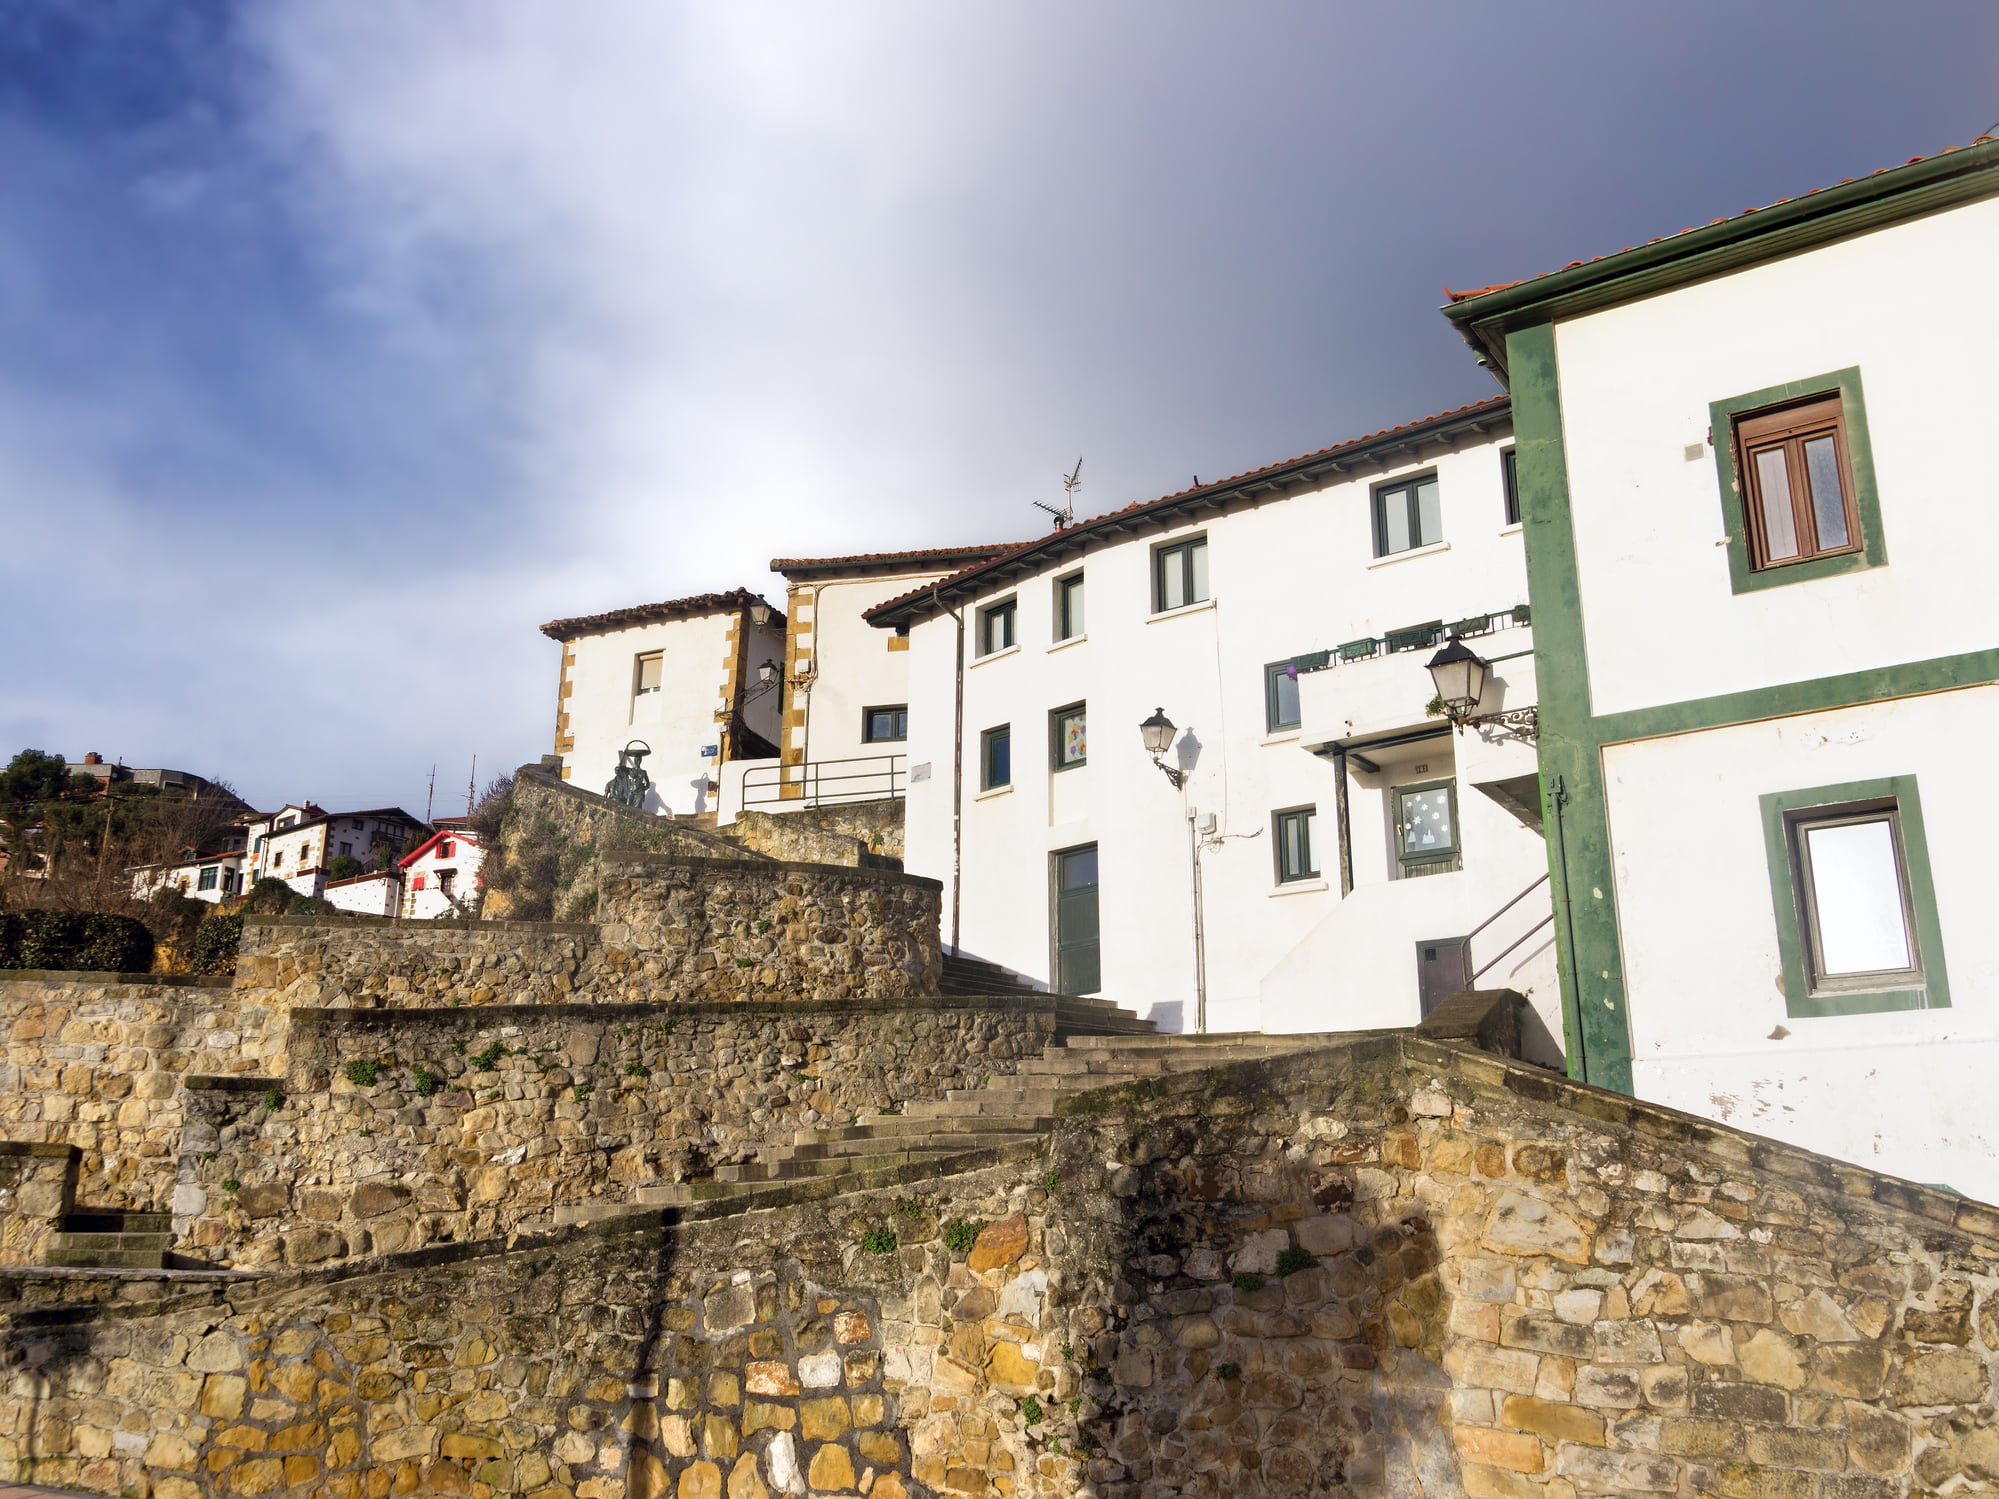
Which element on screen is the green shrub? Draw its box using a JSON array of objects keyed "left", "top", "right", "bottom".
[
  {"left": 892, "top": 1197, "right": 923, "bottom": 1219},
  {"left": 1275, "top": 1245, "right": 1317, "bottom": 1277},
  {"left": 344, "top": 1059, "right": 379, "bottom": 1088},
  {"left": 190, "top": 914, "right": 244, "bottom": 975},
  {"left": 0, "top": 911, "right": 154, "bottom": 973},
  {"left": 574, "top": 1083, "right": 592, "bottom": 1102},
  {"left": 412, "top": 1066, "right": 440, "bottom": 1097},
  {"left": 221, "top": 1178, "right": 241, "bottom": 1195},
  {"left": 1231, "top": 1272, "right": 1265, "bottom": 1292},
  {"left": 624, "top": 1060, "right": 649, "bottom": 1078},
  {"left": 262, "top": 1088, "right": 284, "bottom": 1111},
  {"left": 1215, "top": 1362, "right": 1241, "bottom": 1381},
  {"left": 859, "top": 1227, "right": 898, "bottom": 1256},
  {"left": 1018, "top": 1395, "right": 1044, "bottom": 1427},
  {"left": 324, "top": 854, "right": 364, "bottom": 883},
  {"left": 471, "top": 1042, "right": 506, "bottom": 1071},
  {"left": 943, "top": 1218, "right": 984, "bottom": 1255}
]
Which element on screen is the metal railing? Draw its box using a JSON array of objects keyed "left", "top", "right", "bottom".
[
  {"left": 740, "top": 753, "right": 906, "bottom": 809},
  {"left": 1458, "top": 870, "right": 1553, "bottom": 984}
]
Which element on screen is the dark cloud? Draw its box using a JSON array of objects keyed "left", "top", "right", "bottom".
[{"left": 2, "top": 2, "right": 1993, "bottom": 808}]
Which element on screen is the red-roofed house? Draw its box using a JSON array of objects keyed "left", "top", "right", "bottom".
[{"left": 399, "top": 829, "right": 484, "bottom": 920}]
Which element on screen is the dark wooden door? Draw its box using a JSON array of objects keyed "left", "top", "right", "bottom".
[
  {"left": 1053, "top": 845, "right": 1101, "bottom": 995},
  {"left": 1416, "top": 937, "right": 1469, "bottom": 1017}
]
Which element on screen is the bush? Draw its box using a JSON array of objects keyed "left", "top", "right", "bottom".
[
  {"left": 0, "top": 911, "right": 154, "bottom": 973},
  {"left": 859, "top": 1227, "right": 898, "bottom": 1256},
  {"left": 324, "top": 855, "right": 364, "bottom": 883},
  {"left": 943, "top": 1218, "right": 985, "bottom": 1255},
  {"left": 1275, "top": 1245, "right": 1318, "bottom": 1277},
  {"left": 190, "top": 914, "right": 244, "bottom": 976},
  {"left": 344, "top": 1059, "right": 380, "bottom": 1088}
]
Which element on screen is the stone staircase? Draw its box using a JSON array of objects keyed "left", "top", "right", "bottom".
[
  {"left": 938, "top": 953, "right": 1049, "bottom": 1000},
  {"left": 41, "top": 1209, "right": 177, "bottom": 1270},
  {"left": 559, "top": 1029, "right": 1331, "bottom": 1221}
]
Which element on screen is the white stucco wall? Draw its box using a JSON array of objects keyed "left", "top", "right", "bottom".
[
  {"left": 325, "top": 873, "right": 400, "bottom": 917},
  {"left": 561, "top": 612, "right": 740, "bottom": 817},
  {"left": 1553, "top": 197, "right": 1999, "bottom": 718},
  {"left": 401, "top": 835, "right": 486, "bottom": 920},
  {"left": 1602, "top": 686, "right": 1998, "bottom": 1200},
  {"left": 789, "top": 571, "right": 948, "bottom": 793},
  {"left": 899, "top": 433, "right": 1554, "bottom": 1039}
]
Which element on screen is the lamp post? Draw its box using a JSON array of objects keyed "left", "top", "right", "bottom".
[
  {"left": 1424, "top": 638, "right": 1538, "bottom": 737},
  {"left": 1138, "top": 708, "right": 1206, "bottom": 1033}
]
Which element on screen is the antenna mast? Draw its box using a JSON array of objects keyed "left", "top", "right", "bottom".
[
  {"left": 466, "top": 756, "right": 476, "bottom": 817},
  {"left": 425, "top": 765, "right": 435, "bottom": 824},
  {"left": 1032, "top": 457, "right": 1083, "bottom": 530}
]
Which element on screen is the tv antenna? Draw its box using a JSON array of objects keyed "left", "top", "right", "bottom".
[{"left": 1034, "top": 457, "right": 1082, "bottom": 530}]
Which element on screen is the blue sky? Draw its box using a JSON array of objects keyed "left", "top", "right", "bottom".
[{"left": 2, "top": 2, "right": 1994, "bottom": 813}]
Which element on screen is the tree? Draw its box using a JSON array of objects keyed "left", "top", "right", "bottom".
[{"left": 324, "top": 855, "right": 364, "bottom": 883}]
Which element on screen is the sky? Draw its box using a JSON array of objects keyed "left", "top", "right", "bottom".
[{"left": 1, "top": 2, "right": 1994, "bottom": 814}]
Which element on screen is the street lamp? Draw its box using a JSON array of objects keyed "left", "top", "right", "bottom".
[
  {"left": 748, "top": 601, "right": 773, "bottom": 628},
  {"left": 1139, "top": 707, "right": 1186, "bottom": 788},
  {"left": 757, "top": 658, "right": 779, "bottom": 685},
  {"left": 1424, "top": 637, "right": 1538, "bottom": 737}
]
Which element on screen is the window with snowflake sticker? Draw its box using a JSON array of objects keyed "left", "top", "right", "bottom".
[{"left": 1395, "top": 780, "right": 1460, "bottom": 879}]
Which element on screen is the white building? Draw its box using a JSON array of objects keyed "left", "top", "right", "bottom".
[
  {"left": 398, "top": 829, "right": 485, "bottom": 919},
  {"left": 1443, "top": 135, "right": 1999, "bottom": 1195},
  {"left": 244, "top": 805, "right": 426, "bottom": 900},
  {"left": 129, "top": 848, "right": 247, "bottom": 904},
  {"left": 718, "top": 545, "right": 1013, "bottom": 821},
  {"left": 867, "top": 400, "right": 1560, "bottom": 1056},
  {"left": 542, "top": 589, "right": 787, "bottom": 818},
  {"left": 324, "top": 870, "right": 401, "bottom": 917}
]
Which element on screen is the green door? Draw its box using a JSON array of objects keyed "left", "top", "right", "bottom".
[{"left": 1053, "top": 844, "right": 1101, "bottom": 995}]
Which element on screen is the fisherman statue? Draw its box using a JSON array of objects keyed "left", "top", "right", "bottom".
[{"left": 605, "top": 740, "right": 653, "bottom": 810}]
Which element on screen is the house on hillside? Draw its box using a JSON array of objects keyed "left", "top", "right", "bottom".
[
  {"left": 716, "top": 545, "right": 1016, "bottom": 820},
  {"left": 128, "top": 846, "right": 248, "bottom": 903},
  {"left": 866, "top": 400, "right": 1558, "bottom": 1055},
  {"left": 399, "top": 829, "right": 484, "bottom": 919},
  {"left": 67, "top": 752, "right": 247, "bottom": 812},
  {"left": 541, "top": 589, "right": 787, "bottom": 817},
  {"left": 1443, "top": 134, "right": 1999, "bottom": 1196},
  {"left": 245, "top": 805, "right": 426, "bottom": 900}
]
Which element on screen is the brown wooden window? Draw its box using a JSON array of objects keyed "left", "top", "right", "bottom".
[{"left": 1732, "top": 394, "right": 1859, "bottom": 571}]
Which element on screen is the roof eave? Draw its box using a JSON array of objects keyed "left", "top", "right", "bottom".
[{"left": 1443, "top": 138, "right": 1999, "bottom": 378}]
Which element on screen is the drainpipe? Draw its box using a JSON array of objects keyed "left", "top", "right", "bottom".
[
  {"left": 1187, "top": 801, "right": 1208, "bottom": 1034},
  {"left": 1547, "top": 775, "right": 1587, "bottom": 1080},
  {"left": 933, "top": 584, "right": 966, "bottom": 957}
]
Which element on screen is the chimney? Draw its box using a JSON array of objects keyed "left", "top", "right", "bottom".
[{"left": 84, "top": 752, "right": 103, "bottom": 765}]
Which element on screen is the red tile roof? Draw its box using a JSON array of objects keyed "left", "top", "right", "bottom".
[
  {"left": 864, "top": 395, "right": 1512, "bottom": 628},
  {"left": 770, "top": 543, "right": 1021, "bottom": 580},
  {"left": 540, "top": 587, "right": 775, "bottom": 642},
  {"left": 1444, "top": 136, "right": 1998, "bottom": 310}
]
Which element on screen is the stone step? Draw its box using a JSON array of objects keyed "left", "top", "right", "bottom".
[
  {"left": 42, "top": 1247, "right": 171, "bottom": 1269},
  {"left": 48, "top": 1232, "right": 173, "bottom": 1254},
  {"left": 1014, "top": 1056, "right": 1174, "bottom": 1077},
  {"left": 61, "top": 1210, "right": 172, "bottom": 1235},
  {"left": 1057, "top": 1031, "right": 1332, "bottom": 1051},
  {"left": 631, "top": 1138, "right": 1047, "bottom": 1210},
  {"left": 802, "top": 1115, "right": 1055, "bottom": 1143},
  {"left": 716, "top": 1148, "right": 971, "bottom": 1183},
  {"left": 758, "top": 1131, "right": 1037, "bottom": 1163}
]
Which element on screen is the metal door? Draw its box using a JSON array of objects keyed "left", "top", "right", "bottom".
[
  {"left": 1416, "top": 937, "right": 1469, "bottom": 1017},
  {"left": 1053, "top": 844, "right": 1101, "bottom": 995}
]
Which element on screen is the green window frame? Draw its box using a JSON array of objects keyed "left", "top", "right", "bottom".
[
  {"left": 862, "top": 704, "right": 908, "bottom": 743},
  {"left": 1393, "top": 778, "right": 1461, "bottom": 879},
  {"left": 1054, "top": 572, "right": 1085, "bottom": 640},
  {"left": 980, "top": 725, "right": 1011, "bottom": 790},
  {"left": 1153, "top": 536, "right": 1209, "bottom": 613},
  {"left": 1273, "top": 806, "right": 1319, "bottom": 884},
  {"left": 1264, "top": 660, "right": 1301, "bottom": 733},
  {"left": 1050, "top": 702, "right": 1086, "bottom": 771},
  {"left": 1759, "top": 775, "right": 1949, "bottom": 1017},
  {"left": 1373, "top": 473, "right": 1442, "bottom": 556},
  {"left": 1709, "top": 366, "right": 1886, "bottom": 594},
  {"left": 977, "top": 598, "right": 1017, "bottom": 656}
]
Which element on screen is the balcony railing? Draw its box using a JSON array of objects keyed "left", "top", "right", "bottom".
[
  {"left": 740, "top": 754, "right": 906, "bottom": 809},
  {"left": 1288, "top": 603, "right": 1531, "bottom": 676}
]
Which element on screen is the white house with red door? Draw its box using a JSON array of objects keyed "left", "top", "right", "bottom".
[{"left": 399, "top": 829, "right": 485, "bottom": 920}]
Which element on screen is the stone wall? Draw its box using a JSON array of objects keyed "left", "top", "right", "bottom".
[
  {"left": 723, "top": 799, "right": 905, "bottom": 868},
  {"left": 0, "top": 1144, "right": 77, "bottom": 1265},
  {"left": 237, "top": 855, "right": 943, "bottom": 1013},
  {"left": 173, "top": 996, "right": 1060, "bottom": 1270},
  {"left": 10, "top": 1032, "right": 1999, "bottom": 1498},
  {"left": 486, "top": 764, "right": 766, "bottom": 922},
  {"left": 234, "top": 916, "right": 596, "bottom": 1011},
  {"left": 594, "top": 855, "right": 941, "bottom": 1005},
  {"left": 0, "top": 976, "right": 271, "bottom": 1213}
]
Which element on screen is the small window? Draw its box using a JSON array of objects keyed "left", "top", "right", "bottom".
[
  {"left": 1787, "top": 801, "right": 1920, "bottom": 994},
  {"left": 197, "top": 866, "right": 218, "bottom": 891},
  {"left": 1054, "top": 573, "right": 1085, "bottom": 641},
  {"left": 338, "top": 841, "right": 353, "bottom": 857},
  {"left": 1153, "top": 537, "right": 1209, "bottom": 613},
  {"left": 1050, "top": 702, "right": 1087, "bottom": 771},
  {"left": 978, "top": 599, "right": 1017, "bottom": 657},
  {"left": 1394, "top": 780, "right": 1460, "bottom": 879},
  {"left": 438, "top": 870, "right": 456, "bottom": 897},
  {"left": 273, "top": 850, "right": 285, "bottom": 868},
  {"left": 635, "top": 653, "right": 663, "bottom": 696},
  {"left": 412, "top": 874, "right": 426, "bottom": 891},
  {"left": 437, "top": 838, "right": 453, "bottom": 858},
  {"left": 863, "top": 705, "right": 909, "bottom": 743},
  {"left": 981, "top": 725, "right": 1012, "bottom": 791},
  {"left": 1373, "top": 474, "right": 1443, "bottom": 556},
  {"left": 1264, "top": 661, "right": 1301, "bottom": 734},
  {"left": 351, "top": 818, "right": 364, "bottom": 830},
  {"left": 1732, "top": 393, "right": 1858, "bottom": 570},
  {"left": 1274, "top": 807, "right": 1319, "bottom": 884},
  {"left": 222, "top": 871, "right": 239, "bottom": 896},
  {"left": 1500, "top": 448, "right": 1521, "bottom": 526}
]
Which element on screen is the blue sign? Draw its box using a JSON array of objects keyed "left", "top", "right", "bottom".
[{"left": 701, "top": 744, "right": 719, "bottom": 758}]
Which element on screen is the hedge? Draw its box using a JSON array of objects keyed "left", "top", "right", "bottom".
[
  {"left": 190, "top": 913, "right": 244, "bottom": 976},
  {"left": 0, "top": 911, "right": 156, "bottom": 974}
]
